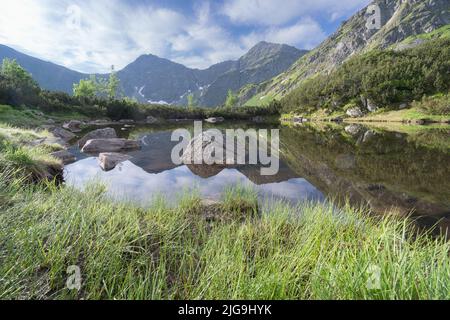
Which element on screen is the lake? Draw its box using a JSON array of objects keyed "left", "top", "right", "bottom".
[{"left": 64, "top": 121, "right": 450, "bottom": 230}]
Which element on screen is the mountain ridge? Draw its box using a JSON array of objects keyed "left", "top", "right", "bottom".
[
  {"left": 0, "top": 41, "right": 306, "bottom": 107},
  {"left": 244, "top": 0, "right": 450, "bottom": 106}
]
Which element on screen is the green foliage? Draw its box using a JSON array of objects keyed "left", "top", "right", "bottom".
[
  {"left": 281, "top": 38, "right": 450, "bottom": 114},
  {"left": 0, "top": 59, "right": 40, "bottom": 106},
  {"left": 187, "top": 93, "right": 196, "bottom": 110},
  {"left": 107, "top": 65, "right": 121, "bottom": 99},
  {"left": 0, "top": 58, "right": 39, "bottom": 90},
  {"left": 225, "top": 89, "right": 238, "bottom": 109},
  {"left": 73, "top": 75, "right": 98, "bottom": 99},
  {"left": 0, "top": 60, "right": 278, "bottom": 122},
  {"left": 0, "top": 176, "right": 449, "bottom": 299},
  {"left": 412, "top": 93, "right": 450, "bottom": 115}
]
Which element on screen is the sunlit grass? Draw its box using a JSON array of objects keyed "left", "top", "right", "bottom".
[{"left": 0, "top": 174, "right": 449, "bottom": 300}]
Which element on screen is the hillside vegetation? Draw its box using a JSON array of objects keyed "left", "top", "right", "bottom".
[
  {"left": 280, "top": 39, "right": 450, "bottom": 115},
  {"left": 244, "top": 1, "right": 450, "bottom": 106}
]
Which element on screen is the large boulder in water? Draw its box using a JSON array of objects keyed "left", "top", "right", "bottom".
[
  {"left": 78, "top": 128, "right": 117, "bottom": 148},
  {"left": 181, "top": 131, "right": 240, "bottom": 165},
  {"left": 98, "top": 153, "right": 132, "bottom": 171},
  {"left": 81, "top": 138, "right": 140, "bottom": 153}
]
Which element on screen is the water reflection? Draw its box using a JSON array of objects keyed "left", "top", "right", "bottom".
[
  {"left": 64, "top": 122, "right": 450, "bottom": 230},
  {"left": 65, "top": 158, "right": 324, "bottom": 206}
]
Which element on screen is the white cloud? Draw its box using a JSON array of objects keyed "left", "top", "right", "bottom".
[
  {"left": 0, "top": 0, "right": 371, "bottom": 73},
  {"left": 222, "top": 0, "right": 371, "bottom": 26},
  {"left": 0, "top": 0, "right": 191, "bottom": 72},
  {"left": 241, "top": 18, "right": 327, "bottom": 50}
]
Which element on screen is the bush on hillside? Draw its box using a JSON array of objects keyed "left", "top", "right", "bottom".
[{"left": 281, "top": 38, "right": 450, "bottom": 114}]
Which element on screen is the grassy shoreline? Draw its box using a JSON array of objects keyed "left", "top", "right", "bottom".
[
  {"left": 0, "top": 124, "right": 449, "bottom": 300},
  {"left": 281, "top": 107, "right": 450, "bottom": 125},
  {"left": 1, "top": 174, "right": 449, "bottom": 300}
]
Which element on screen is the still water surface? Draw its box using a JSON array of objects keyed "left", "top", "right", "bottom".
[{"left": 64, "top": 122, "right": 450, "bottom": 229}]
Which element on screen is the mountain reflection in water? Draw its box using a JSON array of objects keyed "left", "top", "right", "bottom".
[{"left": 65, "top": 122, "right": 450, "bottom": 231}]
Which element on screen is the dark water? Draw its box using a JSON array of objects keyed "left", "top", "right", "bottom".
[{"left": 64, "top": 122, "right": 450, "bottom": 230}]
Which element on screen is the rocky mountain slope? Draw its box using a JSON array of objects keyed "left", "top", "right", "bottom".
[
  {"left": 245, "top": 0, "right": 450, "bottom": 106},
  {"left": 119, "top": 41, "right": 306, "bottom": 106},
  {"left": 197, "top": 42, "right": 307, "bottom": 107}
]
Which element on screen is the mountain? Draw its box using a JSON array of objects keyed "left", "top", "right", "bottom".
[
  {"left": 0, "top": 44, "right": 86, "bottom": 93},
  {"left": 117, "top": 54, "right": 199, "bottom": 104},
  {"left": 197, "top": 42, "right": 307, "bottom": 107},
  {"left": 245, "top": 0, "right": 450, "bottom": 106},
  {"left": 0, "top": 41, "right": 306, "bottom": 107},
  {"left": 118, "top": 41, "right": 306, "bottom": 106}
]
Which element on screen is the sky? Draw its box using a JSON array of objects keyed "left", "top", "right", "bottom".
[{"left": 0, "top": 0, "right": 371, "bottom": 73}]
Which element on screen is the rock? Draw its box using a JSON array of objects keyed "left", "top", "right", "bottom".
[
  {"left": 181, "top": 131, "right": 236, "bottom": 165},
  {"left": 51, "top": 150, "right": 76, "bottom": 165},
  {"left": 366, "top": 99, "right": 378, "bottom": 112},
  {"left": 205, "top": 117, "right": 224, "bottom": 124},
  {"left": 81, "top": 138, "right": 140, "bottom": 153},
  {"left": 345, "top": 124, "right": 363, "bottom": 136},
  {"left": 363, "top": 130, "right": 376, "bottom": 143},
  {"left": 41, "top": 125, "right": 56, "bottom": 131},
  {"left": 46, "top": 119, "right": 56, "bottom": 124},
  {"left": 145, "top": 116, "right": 159, "bottom": 124},
  {"left": 187, "top": 164, "right": 224, "bottom": 178},
  {"left": 78, "top": 128, "right": 117, "bottom": 148},
  {"left": 63, "top": 120, "right": 84, "bottom": 133},
  {"left": 346, "top": 107, "right": 364, "bottom": 118},
  {"left": 200, "top": 199, "right": 223, "bottom": 222},
  {"left": 88, "top": 119, "right": 114, "bottom": 126},
  {"left": 293, "top": 116, "right": 303, "bottom": 123},
  {"left": 119, "top": 119, "right": 135, "bottom": 124},
  {"left": 98, "top": 153, "right": 132, "bottom": 171},
  {"left": 399, "top": 103, "right": 408, "bottom": 110},
  {"left": 124, "top": 124, "right": 135, "bottom": 128},
  {"left": 413, "top": 119, "right": 426, "bottom": 125},
  {"left": 52, "top": 127, "right": 76, "bottom": 142},
  {"left": 251, "top": 116, "right": 265, "bottom": 123}
]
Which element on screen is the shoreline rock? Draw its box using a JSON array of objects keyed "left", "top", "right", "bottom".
[
  {"left": 78, "top": 128, "right": 117, "bottom": 148},
  {"left": 81, "top": 138, "right": 140, "bottom": 153},
  {"left": 52, "top": 127, "right": 76, "bottom": 142},
  {"left": 98, "top": 153, "right": 132, "bottom": 171},
  {"left": 51, "top": 150, "right": 76, "bottom": 165}
]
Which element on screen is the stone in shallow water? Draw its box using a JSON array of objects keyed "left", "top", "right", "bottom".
[
  {"left": 81, "top": 138, "right": 140, "bottom": 153},
  {"left": 63, "top": 120, "right": 84, "bottom": 133},
  {"left": 51, "top": 150, "right": 76, "bottom": 165},
  {"left": 98, "top": 153, "right": 132, "bottom": 171},
  {"left": 205, "top": 117, "right": 224, "bottom": 124},
  {"left": 52, "top": 127, "right": 76, "bottom": 142},
  {"left": 78, "top": 128, "right": 117, "bottom": 148}
]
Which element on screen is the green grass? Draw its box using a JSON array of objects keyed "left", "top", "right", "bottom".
[
  {"left": 350, "top": 107, "right": 450, "bottom": 123},
  {"left": 0, "top": 117, "right": 449, "bottom": 300},
  {"left": 0, "top": 173, "right": 449, "bottom": 300},
  {"left": 0, "top": 124, "right": 62, "bottom": 182},
  {"left": 0, "top": 104, "right": 91, "bottom": 128},
  {"left": 401, "top": 25, "right": 450, "bottom": 44}
]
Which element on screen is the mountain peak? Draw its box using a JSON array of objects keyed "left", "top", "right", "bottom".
[{"left": 245, "top": 0, "right": 450, "bottom": 105}]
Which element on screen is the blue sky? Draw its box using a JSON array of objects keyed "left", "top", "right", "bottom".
[{"left": 0, "top": 0, "right": 371, "bottom": 73}]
